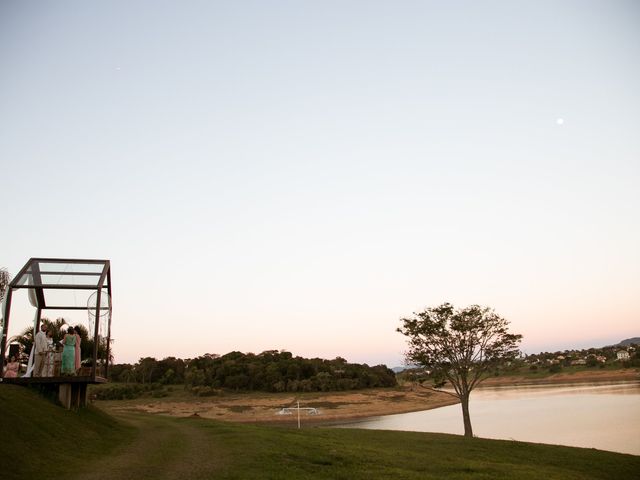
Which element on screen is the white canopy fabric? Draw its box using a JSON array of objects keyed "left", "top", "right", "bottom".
[
  {"left": 22, "top": 287, "right": 39, "bottom": 378},
  {"left": 0, "top": 290, "right": 7, "bottom": 343}
]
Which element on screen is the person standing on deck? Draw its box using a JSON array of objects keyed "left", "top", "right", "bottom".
[
  {"left": 45, "top": 329, "right": 55, "bottom": 376},
  {"left": 61, "top": 326, "right": 76, "bottom": 375},
  {"left": 73, "top": 326, "right": 82, "bottom": 374},
  {"left": 33, "top": 324, "right": 48, "bottom": 377}
]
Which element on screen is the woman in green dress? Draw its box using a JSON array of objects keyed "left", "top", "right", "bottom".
[{"left": 61, "top": 326, "right": 77, "bottom": 375}]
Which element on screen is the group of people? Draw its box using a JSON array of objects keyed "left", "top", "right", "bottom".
[{"left": 3, "top": 324, "right": 83, "bottom": 378}]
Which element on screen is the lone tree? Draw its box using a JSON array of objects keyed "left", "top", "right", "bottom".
[{"left": 397, "top": 303, "right": 522, "bottom": 437}]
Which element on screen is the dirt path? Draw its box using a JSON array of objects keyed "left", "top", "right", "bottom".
[{"left": 74, "top": 412, "right": 226, "bottom": 480}]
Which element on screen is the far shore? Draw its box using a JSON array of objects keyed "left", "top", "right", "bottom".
[
  {"left": 479, "top": 368, "right": 639, "bottom": 387},
  {"left": 97, "top": 368, "right": 639, "bottom": 424}
]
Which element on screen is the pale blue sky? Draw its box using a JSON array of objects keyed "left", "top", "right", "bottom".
[{"left": 1, "top": 1, "right": 639, "bottom": 366}]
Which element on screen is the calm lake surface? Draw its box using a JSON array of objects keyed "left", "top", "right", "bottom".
[{"left": 338, "top": 382, "right": 640, "bottom": 455}]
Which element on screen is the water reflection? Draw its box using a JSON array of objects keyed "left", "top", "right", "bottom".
[{"left": 338, "top": 381, "right": 640, "bottom": 455}]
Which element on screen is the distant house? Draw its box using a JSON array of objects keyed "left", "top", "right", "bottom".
[
  {"left": 616, "top": 351, "right": 630, "bottom": 361},
  {"left": 571, "top": 359, "right": 586, "bottom": 366},
  {"left": 596, "top": 356, "right": 607, "bottom": 363}
]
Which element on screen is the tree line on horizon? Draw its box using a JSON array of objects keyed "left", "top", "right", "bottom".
[{"left": 109, "top": 350, "right": 397, "bottom": 394}]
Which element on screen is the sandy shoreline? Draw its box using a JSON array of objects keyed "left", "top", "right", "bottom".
[
  {"left": 100, "top": 386, "right": 460, "bottom": 425},
  {"left": 98, "top": 369, "right": 639, "bottom": 424}
]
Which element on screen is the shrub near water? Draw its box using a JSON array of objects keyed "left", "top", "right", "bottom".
[
  {"left": 93, "top": 382, "right": 168, "bottom": 400},
  {"left": 191, "top": 385, "right": 222, "bottom": 397}
]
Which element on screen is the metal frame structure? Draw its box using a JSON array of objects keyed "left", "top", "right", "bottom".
[{"left": 1, "top": 258, "right": 112, "bottom": 382}]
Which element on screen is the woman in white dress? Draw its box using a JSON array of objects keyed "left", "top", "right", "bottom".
[{"left": 44, "top": 329, "right": 55, "bottom": 377}]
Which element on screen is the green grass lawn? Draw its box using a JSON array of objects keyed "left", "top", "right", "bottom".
[{"left": 1, "top": 384, "right": 638, "bottom": 480}]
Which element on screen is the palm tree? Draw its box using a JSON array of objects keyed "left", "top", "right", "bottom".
[
  {"left": 9, "top": 317, "right": 68, "bottom": 361},
  {"left": 9, "top": 325, "right": 34, "bottom": 362},
  {"left": 9, "top": 316, "right": 113, "bottom": 370},
  {"left": 0, "top": 268, "right": 9, "bottom": 299},
  {"left": 1, "top": 268, "right": 9, "bottom": 330},
  {"left": 43, "top": 317, "right": 68, "bottom": 344}
]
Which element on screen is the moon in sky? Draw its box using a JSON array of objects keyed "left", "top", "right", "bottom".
[{"left": 556, "top": 118, "right": 565, "bottom": 125}]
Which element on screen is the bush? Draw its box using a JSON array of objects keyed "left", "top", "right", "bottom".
[
  {"left": 93, "top": 384, "right": 145, "bottom": 400},
  {"left": 548, "top": 364, "right": 562, "bottom": 373},
  {"left": 191, "top": 386, "right": 220, "bottom": 397},
  {"left": 93, "top": 382, "right": 166, "bottom": 400}
]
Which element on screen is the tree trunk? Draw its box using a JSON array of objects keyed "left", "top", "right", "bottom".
[{"left": 460, "top": 393, "right": 473, "bottom": 437}]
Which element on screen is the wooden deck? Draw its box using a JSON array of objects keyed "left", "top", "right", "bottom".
[
  {"left": 2, "top": 375, "right": 107, "bottom": 385},
  {"left": 1, "top": 376, "right": 107, "bottom": 408}
]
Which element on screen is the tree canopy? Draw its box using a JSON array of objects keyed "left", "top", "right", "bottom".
[
  {"left": 0, "top": 268, "right": 9, "bottom": 301},
  {"left": 398, "top": 303, "right": 522, "bottom": 437},
  {"left": 109, "top": 350, "right": 397, "bottom": 394}
]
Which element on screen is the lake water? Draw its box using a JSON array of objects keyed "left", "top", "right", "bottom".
[{"left": 337, "top": 382, "right": 640, "bottom": 455}]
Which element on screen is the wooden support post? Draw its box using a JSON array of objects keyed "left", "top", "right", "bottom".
[
  {"left": 79, "top": 383, "right": 87, "bottom": 407},
  {"left": 105, "top": 267, "right": 112, "bottom": 379},
  {"left": 58, "top": 383, "right": 89, "bottom": 409},
  {"left": 91, "top": 289, "right": 101, "bottom": 381},
  {"left": 59, "top": 383, "right": 72, "bottom": 409},
  {"left": 0, "top": 288, "right": 13, "bottom": 378}
]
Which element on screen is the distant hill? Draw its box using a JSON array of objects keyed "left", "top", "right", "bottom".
[
  {"left": 392, "top": 365, "right": 418, "bottom": 373},
  {"left": 618, "top": 337, "right": 640, "bottom": 347}
]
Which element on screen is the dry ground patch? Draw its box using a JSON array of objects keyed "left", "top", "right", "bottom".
[{"left": 99, "top": 386, "right": 459, "bottom": 423}]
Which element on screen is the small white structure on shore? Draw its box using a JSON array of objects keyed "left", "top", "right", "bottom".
[{"left": 276, "top": 401, "right": 320, "bottom": 429}]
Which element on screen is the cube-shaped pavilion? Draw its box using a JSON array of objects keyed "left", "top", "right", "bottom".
[{"left": 1, "top": 258, "right": 112, "bottom": 407}]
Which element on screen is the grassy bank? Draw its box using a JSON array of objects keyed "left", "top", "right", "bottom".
[
  {"left": 0, "top": 384, "right": 134, "bottom": 478},
  {"left": 1, "top": 384, "right": 638, "bottom": 479}
]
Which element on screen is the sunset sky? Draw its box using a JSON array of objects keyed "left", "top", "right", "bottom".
[{"left": 1, "top": 1, "right": 638, "bottom": 367}]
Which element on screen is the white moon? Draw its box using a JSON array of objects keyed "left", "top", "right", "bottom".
[{"left": 556, "top": 118, "right": 564, "bottom": 125}]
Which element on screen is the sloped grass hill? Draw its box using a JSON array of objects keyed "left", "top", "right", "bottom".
[
  {"left": 1, "top": 384, "right": 639, "bottom": 480},
  {"left": 0, "top": 385, "right": 133, "bottom": 478}
]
